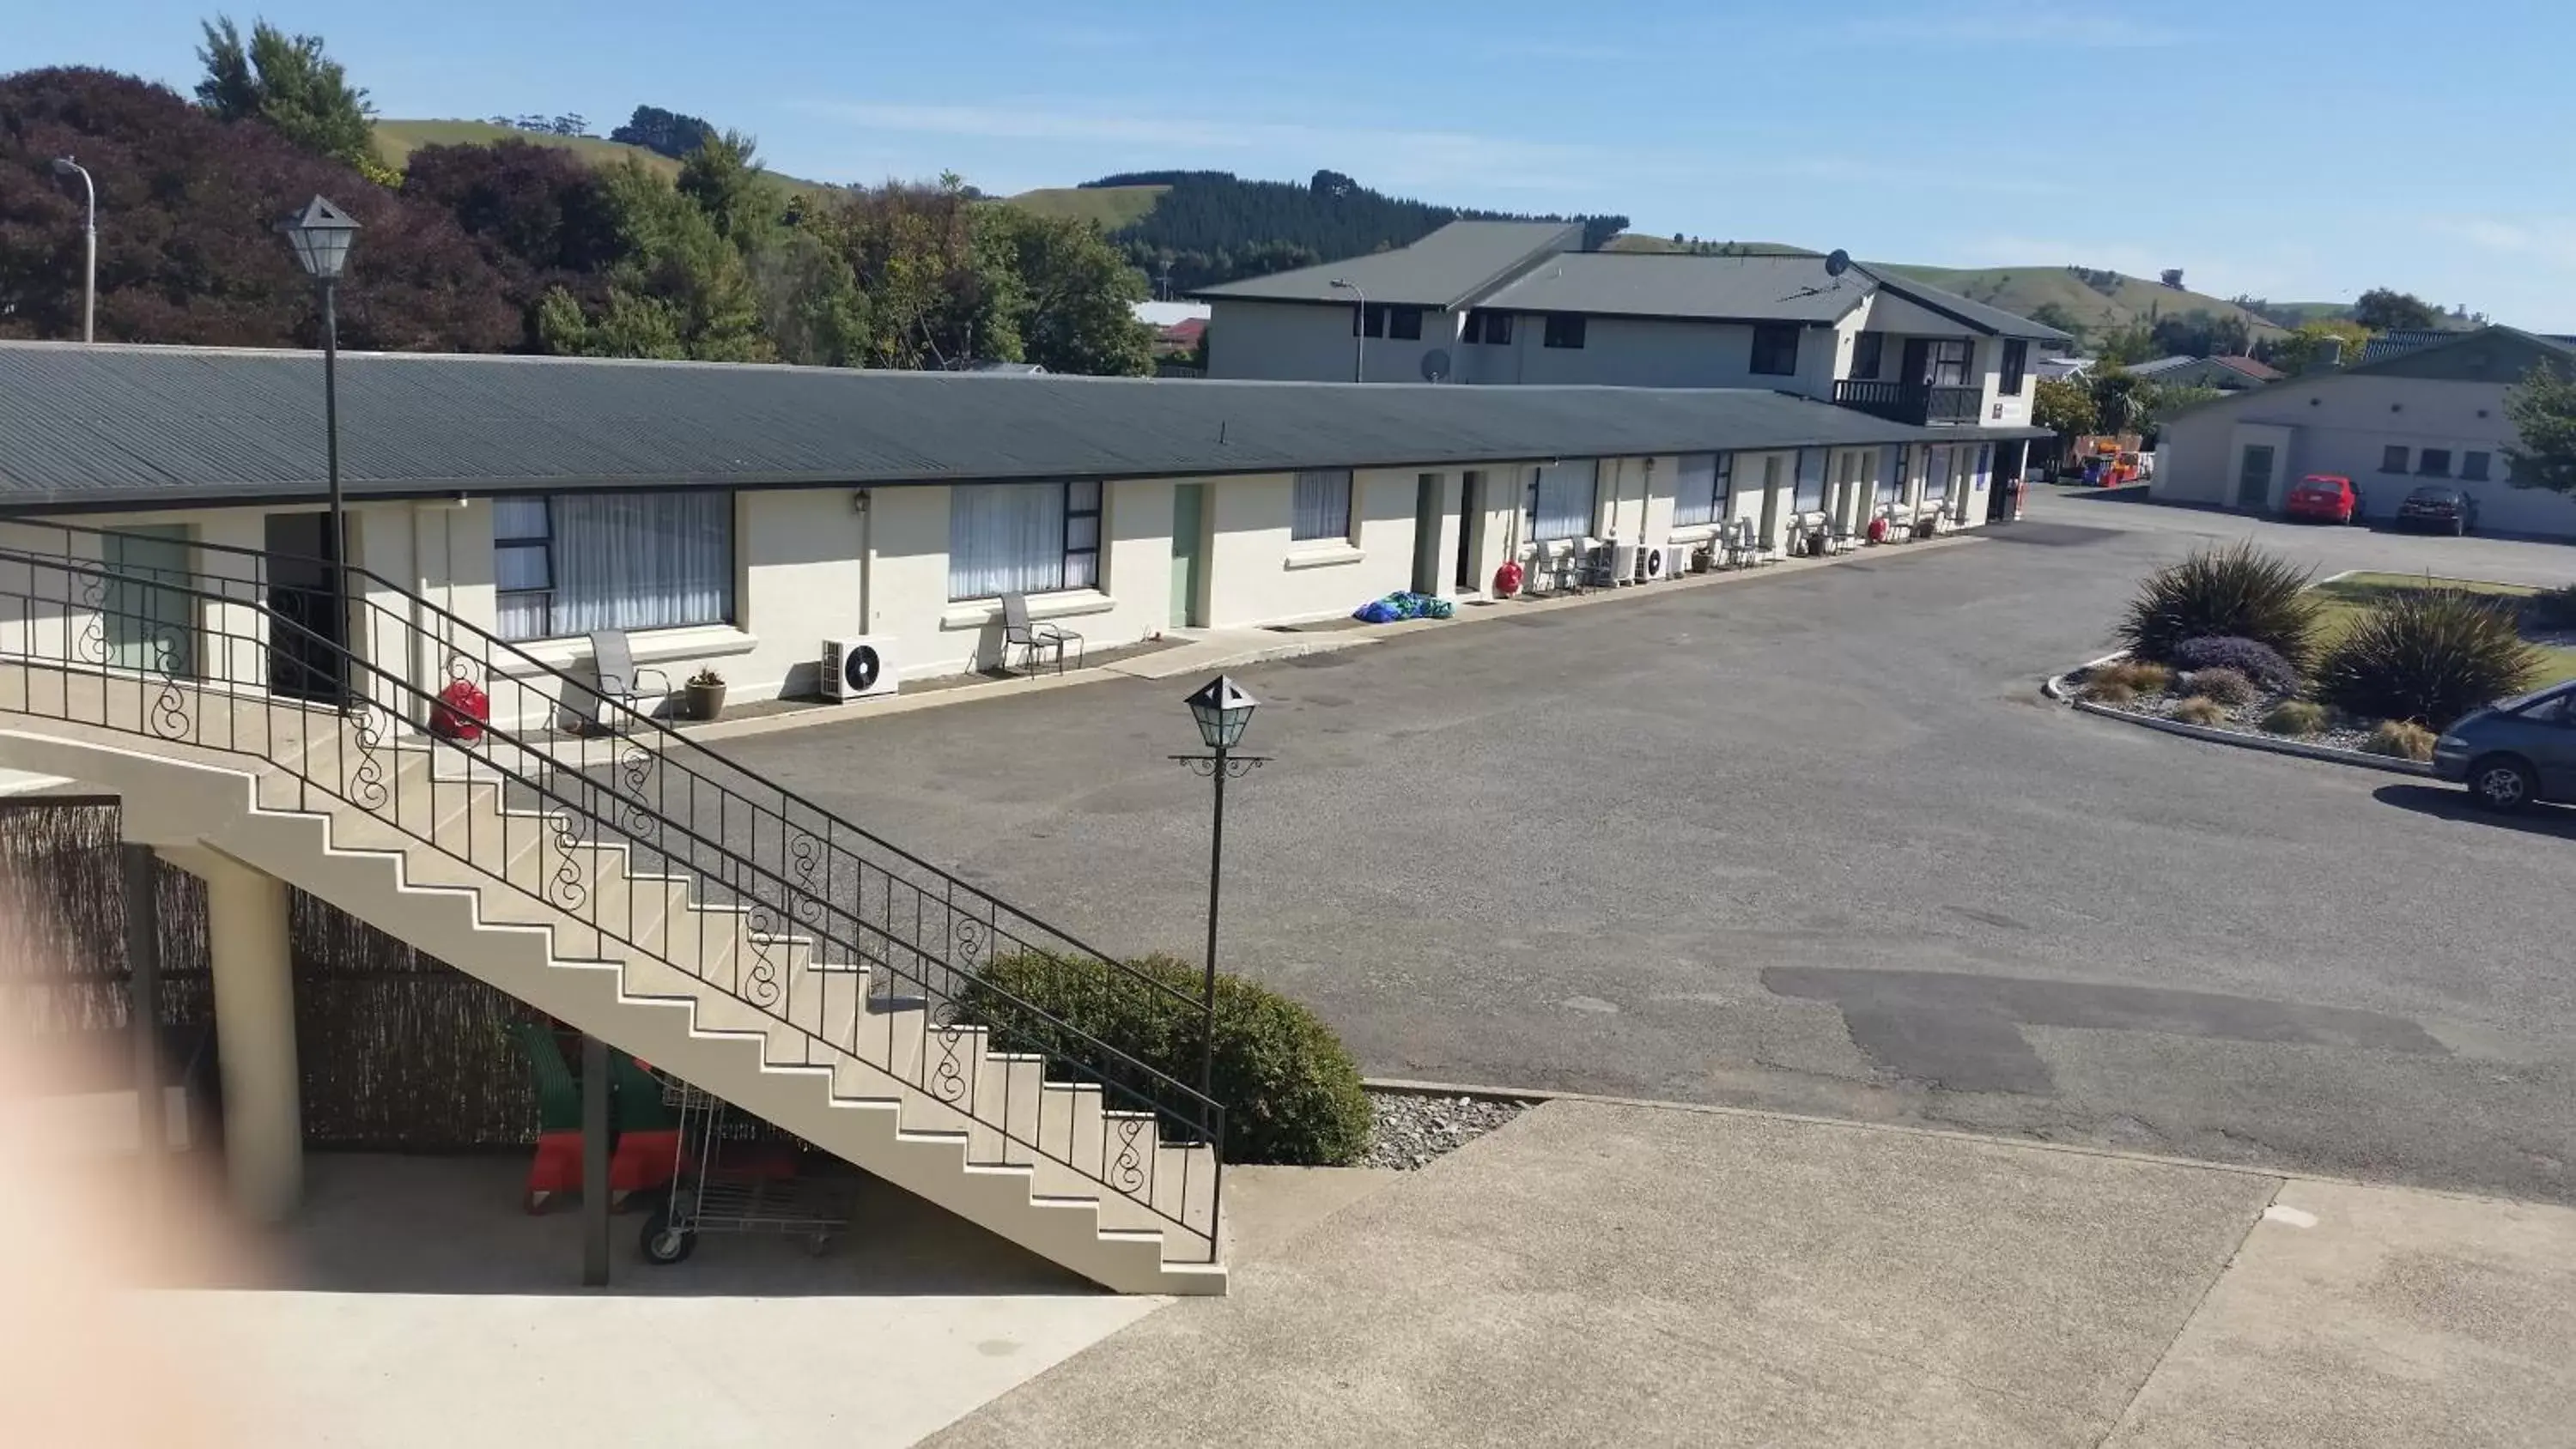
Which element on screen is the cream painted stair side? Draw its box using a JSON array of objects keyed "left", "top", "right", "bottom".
[{"left": 0, "top": 719, "right": 1224, "bottom": 1294}]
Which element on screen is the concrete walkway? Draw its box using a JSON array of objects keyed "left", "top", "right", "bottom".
[{"left": 931, "top": 1099, "right": 2576, "bottom": 1448}]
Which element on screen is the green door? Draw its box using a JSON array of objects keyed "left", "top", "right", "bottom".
[
  {"left": 104, "top": 525, "right": 193, "bottom": 676},
  {"left": 1170, "top": 484, "right": 1206, "bottom": 627},
  {"left": 2236, "top": 445, "right": 2276, "bottom": 508}
]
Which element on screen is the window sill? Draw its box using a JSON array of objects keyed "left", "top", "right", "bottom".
[
  {"left": 496, "top": 622, "right": 757, "bottom": 676},
  {"left": 1282, "top": 543, "right": 1366, "bottom": 571},
  {"left": 940, "top": 589, "right": 1116, "bottom": 633}
]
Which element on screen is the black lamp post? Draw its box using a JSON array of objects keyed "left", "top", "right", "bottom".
[
  {"left": 1172, "top": 676, "right": 1266, "bottom": 1103},
  {"left": 280, "top": 195, "right": 361, "bottom": 688}
]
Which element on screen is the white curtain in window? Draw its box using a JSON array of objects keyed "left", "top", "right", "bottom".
[
  {"left": 1923, "top": 446, "right": 1953, "bottom": 500},
  {"left": 1530, "top": 459, "right": 1598, "bottom": 540},
  {"left": 1973, "top": 444, "right": 1993, "bottom": 492},
  {"left": 551, "top": 491, "right": 733, "bottom": 635},
  {"left": 1672, "top": 453, "right": 1720, "bottom": 526},
  {"left": 1291, "top": 470, "right": 1352, "bottom": 543},
  {"left": 1793, "top": 449, "right": 1827, "bottom": 512},
  {"left": 950, "top": 482, "right": 1067, "bottom": 599}
]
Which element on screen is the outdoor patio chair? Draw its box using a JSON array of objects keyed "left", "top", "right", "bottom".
[
  {"left": 1001, "top": 591, "right": 1084, "bottom": 676},
  {"left": 583, "top": 628, "right": 670, "bottom": 731}
]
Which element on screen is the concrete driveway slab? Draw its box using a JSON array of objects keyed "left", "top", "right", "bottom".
[
  {"left": 2101, "top": 1179, "right": 2576, "bottom": 1448},
  {"left": 929, "top": 1099, "right": 2281, "bottom": 1448}
]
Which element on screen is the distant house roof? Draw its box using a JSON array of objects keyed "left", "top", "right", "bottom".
[
  {"left": 0, "top": 342, "right": 2042, "bottom": 511},
  {"left": 2213, "top": 355, "right": 2282, "bottom": 382},
  {"left": 1132, "top": 300, "right": 1212, "bottom": 328},
  {"left": 2357, "top": 329, "right": 2455, "bottom": 365},
  {"left": 1477, "top": 252, "right": 1862, "bottom": 324},
  {"left": 2125, "top": 355, "right": 2282, "bottom": 388},
  {"left": 2125, "top": 355, "right": 2199, "bottom": 377},
  {"left": 1189, "top": 220, "right": 1583, "bottom": 308},
  {"left": 1161, "top": 318, "right": 1207, "bottom": 346},
  {"left": 2162, "top": 326, "right": 2576, "bottom": 426}
]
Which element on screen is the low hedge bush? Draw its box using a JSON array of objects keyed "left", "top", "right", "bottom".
[
  {"left": 2087, "top": 678, "right": 2138, "bottom": 706},
  {"left": 2172, "top": 695, "right": 2228, "bottom": 725},
  {"left": 2259, "top": 700, "right": 2331, "bottom": 735},
  {"left": 2169, "top": 636, "right": 2301, "bottom": 694},
  {"left": 2523, "top": 584, "right": 2576, "bottom": 634},
  {"left": 2315, "top": 590, "right": 2542, "bottom": 728},
  {"left": 2117, "top": 543, "right": 2321, "bottom": 668},
  {"left": 2361, "top": 719, "right": 2437, "bottom": 761},
  {"left": 957, "top": 951, "right": 1372, "bottom": 1167},
  {"left": 2184, "top": 666, "right": 2260, "bottom": 706}
]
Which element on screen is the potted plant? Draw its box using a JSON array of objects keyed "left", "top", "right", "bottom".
[{"left": 683, "top": 667, "right": 727, "bottom": 722}]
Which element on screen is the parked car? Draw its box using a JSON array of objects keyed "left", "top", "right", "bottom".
[
  {"left": 2397, "top": 484, "right": 2481, "bottom": 535},
  {"left": 2432, "top": 682, "right": 2576, "bottom": 811},
  {"left": 2283, "top": 473, "right": 2363, "bottom": 524}
]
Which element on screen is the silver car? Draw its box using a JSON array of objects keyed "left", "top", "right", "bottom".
[{"left": 2432, "top": 682, "right": 2576, "bottom": 811}]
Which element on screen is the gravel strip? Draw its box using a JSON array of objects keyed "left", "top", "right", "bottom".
[
  {"left": 2067, "top": 666, "right": 2390, "bottom": 754},
  {"left": 1359, "top": 1088, "right": 1536, "bottom": 1170}
]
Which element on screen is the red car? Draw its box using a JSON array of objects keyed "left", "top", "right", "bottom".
[{"left": 2283, "top": 473, "right": 2363, "bottom": 524}]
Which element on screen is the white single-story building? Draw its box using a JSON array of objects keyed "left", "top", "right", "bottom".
[
  {"left": 2154, "top": 326, "right": 2576, "bottom": 537},
  {"left": 0, "top": 342, "right": 2041, "bottom": 724}
]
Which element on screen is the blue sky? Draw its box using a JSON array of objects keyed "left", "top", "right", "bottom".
[{"left": 21, "top": 1, "right": 2576, "bottom": 327}]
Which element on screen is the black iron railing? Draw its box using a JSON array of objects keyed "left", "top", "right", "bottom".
[
  {"left": 0, "top": 521, "right": 1222, "bottom": 1258},
  {"left": 1832, "top": 379, "right": 1984, "bottom": 426}
]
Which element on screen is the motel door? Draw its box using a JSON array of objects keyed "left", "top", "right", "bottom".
[{"left": 1170, "top": 484, "right": 1207, "bottom": 629}]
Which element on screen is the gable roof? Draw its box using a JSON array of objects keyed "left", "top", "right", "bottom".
[
  {"left": 1478, "top": 252, "right": 1864, "bottom": 324},
  {"left": 0, "top": 342, "right": 2039, "bottom": 511},
  {"left": 2162, "top": 326, "right": 2576, "bottom": 426},
  {"left": 1188, "top": 220, "right": 1581, "bottom": 308},
  {"left": 2214, "top": 355, "right": 2282, "bottom": 382}
]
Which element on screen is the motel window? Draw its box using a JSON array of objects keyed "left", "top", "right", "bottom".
[
  {"left": 2463, "top": 451, "right": 2492, "bottom": 482},
  {"left": 1848, "top": 332, "right": 1883, "bottom": 380},
  {"left": 1923, "top": 446, "right": 1953, "bottom": 501},
  {"left": 1529, "top": 459, "right": 1600, "bottom": 540},
  {"left": 948, "top": 481, "right": 1101, "bottom": 602},
  {"left": 1672, "top": 453, "right": 1728, "bottom": 528},
  {"left": 1465, "top": 311, "right": 1513, "bottom": 345},
  {"left": 2001, "top": 340, "right": 2028, "bottom": 396},
  {"left": 1353, "top": 304, "right": 1425, "bottom": 340},
  {"left": 1927, "top": 339, "right": 1971, "bottom": 387},
  {"left": 2381, "top": 446, "right": 2410, "bottom": 473},
  {"left": 1291, "top": 470, "right": 1355, "bottom": 543},
  {"left": 1543, "top": 314, "right": 1588, "bottom": 349},
  {"left": 1751, "top": 324, "right": 1801, "bottom": 377},
  {"left": 494, "top": 490, "right": 734, "bottom": 644},
  {"left": 1792, "top": 449, "right": 1827, "bottom": 512},
  {"left": 2417, "top": 448, "right": 2453, "bottom": 476}
]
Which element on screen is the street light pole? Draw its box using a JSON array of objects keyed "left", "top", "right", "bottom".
[
  {"left": 1173, "top": 676, "right": 1266, "bottom": 1106},
  {"left": 280, "top": 196, "right": 362, "bottom": 705},
  {"left": 1329, "top": 277, "right": 1366, "bottom": 383},
  {"left": 50, "top": 157, "right": 95, "bottom": 343}
]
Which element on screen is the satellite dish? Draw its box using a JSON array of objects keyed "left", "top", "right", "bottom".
[
  {"left": 1420, "top": 348, "right": 1452, "bottom": 383},
  {"left": 1825, "top": 248, "right": 1851, "bottom": 277}
]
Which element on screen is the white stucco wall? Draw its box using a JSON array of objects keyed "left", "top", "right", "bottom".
[{"left": 2156, "top": 373, "right": 2576, "bottom": 536}]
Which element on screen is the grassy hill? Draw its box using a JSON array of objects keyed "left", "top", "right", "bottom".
[
  {"left": 1875, "top": 264, "right": 2287, "bottom": 343},
  {"left": 371, "top": 119, "right": 833, "bottom": 196},
  {"left": 1605, "top": 234, "right": 1811, "bottom": 256},
  {"left": 1004, "top": 185, "right": 1170, "bottom": 231}
]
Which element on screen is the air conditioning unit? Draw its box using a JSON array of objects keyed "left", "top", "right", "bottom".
[
  {"left": 1607, "top": 542, "right": 1640, "bottom": 585},
  {"left": 820, "top": 636, "right": 900, "bottom": 701},
  {"left": 1639, "top": 544, "right": 1686, "bottom": 582}
]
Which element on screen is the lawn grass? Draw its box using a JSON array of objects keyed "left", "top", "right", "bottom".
[
  {"left": 1002, "top": 185, "right": 1168, "bottom": 232},
  {"left": 2310, "top": 572, "right": 2576, "bottom": 688}
]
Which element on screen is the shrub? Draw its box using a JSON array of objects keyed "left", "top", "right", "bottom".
[
  {"left": 2087, "top": 679, "right": 2138, "bottom": 706},
  {"left": 2314, "top": 591, "right": 2543, "bottom": 728},
  {"left": 2172, "top": 695, "right": 2228, "bottom": 725},
  {"left": 2092, "top": 659, "right": 2172, "bottom": 694},
  {"left": 2169, "top": 635, "right": 2301, "bottom": 694},
  {"left": 2117, "top": 543, "right": 2321, "bottom": 668},
  {"left": 2184, "top": 666, "right": 2260, "bottom": 706},
  {"left": 957, "top": 951, "right": 1371, "bottom": 1167},
  {"left": 2522, "top": 584, "right": 2576, "bottom": 634},
  {"left": 2361, "top": 719, "right": 2437, "bottom": 761},
  {"left": 2260, "top": 700, "right": 2330, "bottom": 735}
]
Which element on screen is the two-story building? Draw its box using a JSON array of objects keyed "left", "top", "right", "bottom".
[{"left": 1195, "top": 221, "right": 2069, "bottom": 488}]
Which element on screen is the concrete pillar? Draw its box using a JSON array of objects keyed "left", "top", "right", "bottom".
[{"left": 159, "top": 846, "right": 301, "bottom": 1222}]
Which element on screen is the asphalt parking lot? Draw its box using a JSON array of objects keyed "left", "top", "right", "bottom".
[{"left": 714, "top": 490, "right": 2576, "bottom": 1205}]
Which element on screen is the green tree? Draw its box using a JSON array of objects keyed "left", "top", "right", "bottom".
[
  {"left": 2503, "top": 361, "right": 2576, "bottom": 495},
  {"left": 2088, "top": 365, "right": 2160, "bottom": 435},
  {"left": 2032, "top": 374, "right": 2098, "bottom": 438},
  {"left": 985, "top": 209, "right": 1152, "bottom": 376},
  {"left": 677, "top": 130, "right": 785, "bottom": 252},
  {"left": 2352, "top": 288, "right": 2441, "bottom": 332},
  {"left": 746, "top": 228, "right": 871, "bottom": 367},
  {"left": 195, "top": 15, "right": 386, "bottom": 179},
  {"left": 2094, "top": 321, "right": 2160, "bottom": 366},
  {"left": 2027, "top": 301, "right": 2087, "bottom": 347},
  {"left": 812, "top": 179, "right": 1020, "bottom": 368},
  {"left": 538, "top": 161, "right": 769, "bottom": 361},
  {"left": 2262, "top": 319, "right": 2370, "bottom": 375}
]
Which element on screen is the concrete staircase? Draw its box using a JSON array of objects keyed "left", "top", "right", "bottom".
[{"left": 0, "top": 669, "right": 1223, "bottom": 1294}]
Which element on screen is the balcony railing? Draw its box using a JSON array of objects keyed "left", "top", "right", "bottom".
[{"left": 1832, "top": 379, "right": 1984, "bottom": 426}]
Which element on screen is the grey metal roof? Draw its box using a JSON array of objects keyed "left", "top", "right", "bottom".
[
  {"left": 0, "top": 343, "right": 2038, "bottom": 510},
  {"left": 1863, "top": 269, "right": 2071, "bottom": 343},
  {"left": 1188, "top": 221, "right": 1580, "bottom": 308},
  {"left": 1478, "top": 253, "right": 1865, "bottom": 324}
]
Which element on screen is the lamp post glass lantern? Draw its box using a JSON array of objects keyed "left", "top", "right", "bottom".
[
  {"left": 1171, "top": 676, "right": 1267, "bottom": 1105},
  {"left": 281, "top": 195, "right": 361, "bottom": 704}
]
